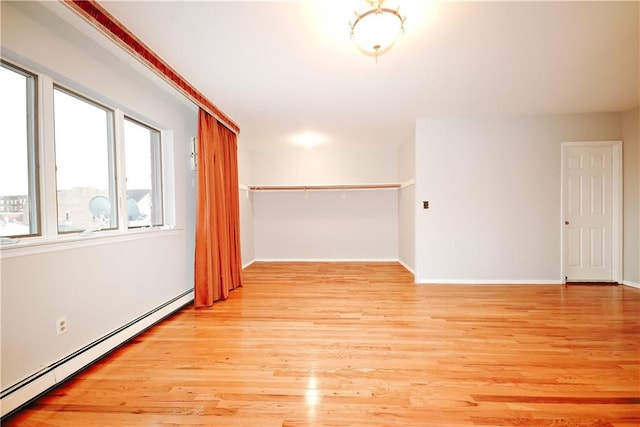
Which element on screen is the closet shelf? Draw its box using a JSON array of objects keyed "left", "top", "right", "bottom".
[{"left": 248, "top": 183, "right": 401, "bottom": 191}]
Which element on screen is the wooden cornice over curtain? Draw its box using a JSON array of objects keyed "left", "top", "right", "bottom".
[
  {"left": 194, "top": 109, "right": 242, "bottom": 307},
  {"left": 62, "top": 0, "right": 240, "bottom": 134}
]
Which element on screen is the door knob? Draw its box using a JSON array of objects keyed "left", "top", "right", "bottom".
[{"left": 564, "top": 220, "right": 569, "bottom": 225}]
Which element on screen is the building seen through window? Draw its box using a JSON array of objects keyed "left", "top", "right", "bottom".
[
  {"left": 124, "top": 118, "right": 163, "bottom": 228},
  {"left": 54, "top": 87, "right": 117, "bottom": 233},
  {"left": 0, "top": 62, "right": 38, "bottom": 238},
  {"left": 1, "top": 60, "right": 165, "bottom": 239}
]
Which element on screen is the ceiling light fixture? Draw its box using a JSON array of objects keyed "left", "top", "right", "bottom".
[
  {"left": 350, "top": 0, "right": 405, "bottom": 61},
  {"left": 290, "top": 132, "right": 327, "bottom": 149}
]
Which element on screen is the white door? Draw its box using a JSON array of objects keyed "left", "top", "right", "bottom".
[{"left": 562, "top": 144, "right": 615, "bottom": 282}]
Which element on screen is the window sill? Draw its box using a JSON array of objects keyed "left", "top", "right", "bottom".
[{"left": 0, "top": 226, "right": 182, "bottom": 260}]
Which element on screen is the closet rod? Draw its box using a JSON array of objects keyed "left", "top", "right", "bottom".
[{"left": 248, "top": 184, "right": 401, "bottom": 191}]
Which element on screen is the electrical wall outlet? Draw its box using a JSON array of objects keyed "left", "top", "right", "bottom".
[{"left": 56, "top": 316, "right": 68, "bottom": 336}]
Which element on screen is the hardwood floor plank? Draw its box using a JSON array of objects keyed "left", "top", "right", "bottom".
[{"left": 4, "top": 262, "right": 639, "bottom": 426}]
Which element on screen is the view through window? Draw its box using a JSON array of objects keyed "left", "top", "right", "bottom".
[
  {"left": 54, "top": 87, "right": 117, "bottom": 233},
  {"left": 0, "top": 63, "right": 38, "bottom": 238},
  {"left": 124, "top": 118, "right": 163, "bottom": 227},
  {"left": 1, "top": 61, "right": 167, "bottom": 240}
]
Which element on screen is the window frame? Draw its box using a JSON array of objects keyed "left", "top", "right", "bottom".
[
  {"left": 0, "top": 58, "right": 174, "bottom": 252},
  {"left": 52, "top": 84, "right": 119, "bottom": 234},
  {"left": 0, "top": 60, "right": 41, "bottom": 238},
  {"left": 123, "top": 116, "right": 164, "bottom": 229}
]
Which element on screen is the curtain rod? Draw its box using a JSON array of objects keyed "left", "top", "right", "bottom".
[
  {"left": 61, "top": 0, "right": 240, "bottom": 135},
  {"left": 249, "top": 184, "right": 401, "bottom": 191}
]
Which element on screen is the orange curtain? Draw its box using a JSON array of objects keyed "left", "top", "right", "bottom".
[{"left": 194, "top": 108, "right": 242, "bottom": 307}]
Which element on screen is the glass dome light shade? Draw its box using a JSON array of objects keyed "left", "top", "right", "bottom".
[{"left": 351, "top": 7, "right": 404, "bottom": 56}]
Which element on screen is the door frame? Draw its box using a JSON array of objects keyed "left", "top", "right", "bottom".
[{"left": 560, "top": 140, "right": 623, "bottom": 284}]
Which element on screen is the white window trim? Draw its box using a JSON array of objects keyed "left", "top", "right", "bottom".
[
  {"left": 0, "top": 61, "right": 176, "bottom": 255},
  {"left": 53, "top": 84, "right": 119, "bottom": 233},
  {"left": 114, "top": 109, "right": 127, "bottom": 231},
  {"left": 0, "top": 226, "right": 181, "bottom": 259},
  {"left": 122, "top": 114, "right": 165, "bottom": 229}
]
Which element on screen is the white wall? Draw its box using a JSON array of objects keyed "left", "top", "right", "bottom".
[
  {"left": 248, "top": 145, "right": 400, "bottom": 261},
  {"left": 397, "top": 136, "right": 415, "bottom": 273},
  {"left": 622, "top": 108, "right": 640, "bottom": 286},
  {"left": 415, "top": 114, "right": 622, "bottom": 283},
  {"left": 398, "top": 136, "right": 415, "bottom": 183},
  {"left": 398, "top": 184, "right": 415, "bottom": 272},
  {"left": 254, "top": 189, "right": 398, "bottom": 261},
  {"left": 237, "top": 144, "right": 255, "bottom": 267},
  {"left": 250, "top": 145, "right": 398, "bottom": 185},
  {"left": 1, "top": 1, "right": 197, "bottom": 392}
]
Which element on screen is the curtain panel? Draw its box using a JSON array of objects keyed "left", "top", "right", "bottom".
[{"left": 194, "top": 109, "right": 242, "bottom": 307}]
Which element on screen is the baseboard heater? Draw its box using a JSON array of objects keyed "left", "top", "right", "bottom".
[{"left": 0, "top": 289, "right": 194, "bottom": 419}]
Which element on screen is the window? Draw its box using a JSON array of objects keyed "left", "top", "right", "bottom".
[
  {"left": 0, "top": 60, "right": 171, "bottom": 246},
  {"left": 123, "top": 118, "right": 163, "bottom": 228},
  {"left": 53, "top": 87, "right": 117, "bottom": 233},
  {"left": 0, "top": 62, "right": 39, "bottom": 238}
]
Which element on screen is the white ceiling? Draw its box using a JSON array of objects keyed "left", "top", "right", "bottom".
[{"left": 95, "top": 1, "right": 638, "bottom": 151}]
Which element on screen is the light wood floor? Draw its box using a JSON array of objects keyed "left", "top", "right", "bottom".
[{"left": 5, "top": 262, "right": 640, "bottom": 426}]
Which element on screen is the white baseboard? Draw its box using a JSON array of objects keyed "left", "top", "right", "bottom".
[
  {"left": 0, "top": 373, "right": 56, "bottom": 419},
  {"left": 254, "top": 258, "right": 400, "bottom": 263},
  {"left": 398, "top": 260, "right": 415, "bottom": 275},
  {"left": 416, "top": 279, "right": 560, "bottom": 285},
  {"left": 622, "top": 280, "right": 640, "bottom": 289},
  {"left": 0, "top": 290, "right": 194, "bottom": 418},
  {"left": 242, "top": 259, "right": 256, "bottom": 269}
]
